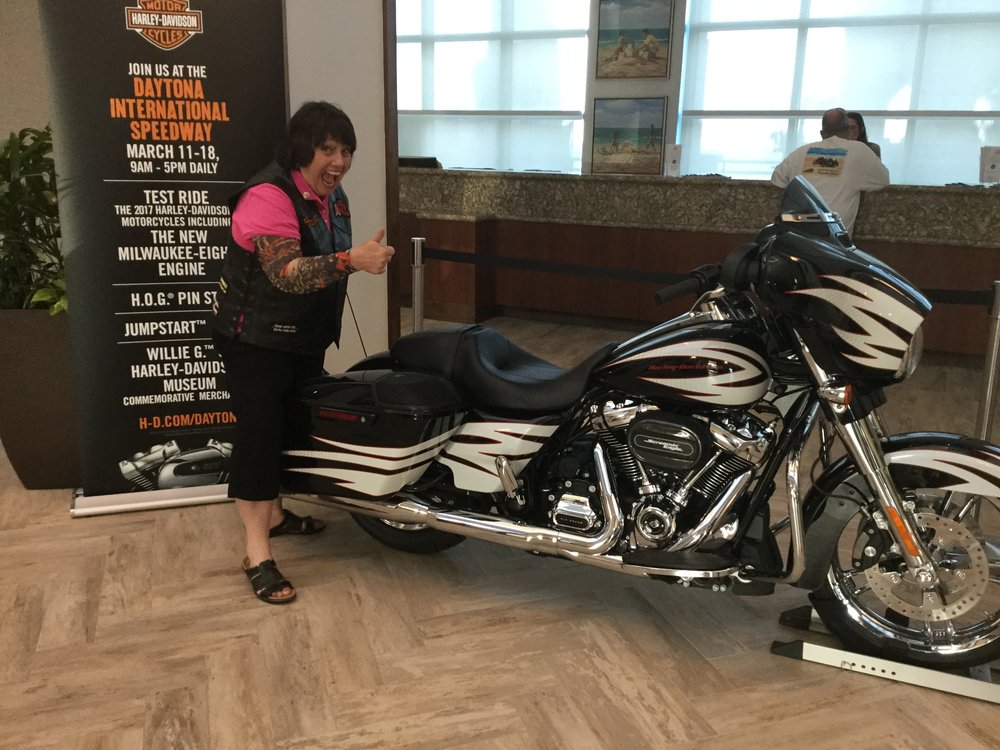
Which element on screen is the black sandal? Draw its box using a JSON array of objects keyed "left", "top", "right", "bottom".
[
  {"left": 242, "top": 558, "right": 296, "bottom": 604},
  {"left": 269, "top": 509, "right": 327, "bottom": 538}
]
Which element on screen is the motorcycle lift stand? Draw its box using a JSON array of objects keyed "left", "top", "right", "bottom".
[{"left": 771, "top": 606, "right": 1000, "bottom": 705}]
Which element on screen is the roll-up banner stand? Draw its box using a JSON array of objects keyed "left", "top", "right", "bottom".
[{"left": 38, "top": 1, "right": 287, "bottom": 515}]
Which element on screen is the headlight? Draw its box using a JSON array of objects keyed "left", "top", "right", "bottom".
[{"left": 894, "top": 324, "right": 924, "bottom": 380}]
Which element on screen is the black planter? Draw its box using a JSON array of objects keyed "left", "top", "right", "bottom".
[{"left": 0, "top": 309, "right": 82, "bottom": 489}]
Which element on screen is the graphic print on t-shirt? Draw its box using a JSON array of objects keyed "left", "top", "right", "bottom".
[{"left": 802, "top": 146, "right": 848, "bottom": 176}]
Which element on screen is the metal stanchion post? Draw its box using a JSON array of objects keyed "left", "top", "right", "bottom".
[
  {"left": 976, "top": 280, "right": 1000, "bottom": 443},
  {"left": 411, "top": 237, "right": 426, "bottom": 333}
]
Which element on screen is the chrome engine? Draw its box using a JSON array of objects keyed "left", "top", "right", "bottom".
[{"left": 546, "top": 399, "right": 776, "bottom": 551}]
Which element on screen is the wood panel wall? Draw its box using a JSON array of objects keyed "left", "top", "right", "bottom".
[{"left": 398, "top": 212, "right": 994, "bottom": 356}]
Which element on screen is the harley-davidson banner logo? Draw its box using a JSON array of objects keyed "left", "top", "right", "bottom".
[{"left": 125, "top": 0, "right": 203, "bottom": 51}]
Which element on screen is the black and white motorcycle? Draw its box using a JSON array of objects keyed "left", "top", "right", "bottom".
[{"left": 282, "top": 177, "right": 1000, "bottom": 670}]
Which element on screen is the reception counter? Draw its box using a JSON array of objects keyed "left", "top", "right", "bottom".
[{"left": 397, "top": 169, "right": 1000, "bottom": 354}]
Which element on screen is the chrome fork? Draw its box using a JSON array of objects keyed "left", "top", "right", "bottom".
[
  {"left": 795, "top": 332, "right": 938, "bottom": 586},
  {"left": 833, "top": 417, "right": 938, "bottom": 585}
]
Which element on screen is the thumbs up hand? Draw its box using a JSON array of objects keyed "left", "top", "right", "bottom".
[{"left": 347, "top": 229, "right": 395, "bottom": 274}]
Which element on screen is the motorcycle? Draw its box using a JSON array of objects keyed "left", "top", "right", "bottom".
[{"left": 282, "top": 176, "right": 1000, "bottom": 670}]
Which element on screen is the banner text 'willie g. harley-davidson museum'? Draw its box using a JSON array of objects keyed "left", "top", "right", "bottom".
[{"left": 39, "top": 0, "right": 286, "bottom": 505}]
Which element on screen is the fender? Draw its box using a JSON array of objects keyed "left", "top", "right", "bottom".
[
  {"left": 347, "top": 350, "right": 392, "bottom": 371},
  {"left": 796, "top": 432, "right": 1000, "bottom": 590}
]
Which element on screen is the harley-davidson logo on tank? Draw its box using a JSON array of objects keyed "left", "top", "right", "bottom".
[{"left": 606, "top": 340, "right": 772, "bottom": 407}]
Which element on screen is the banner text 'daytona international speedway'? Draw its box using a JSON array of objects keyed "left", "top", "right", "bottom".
[{"left": 40, "top": 0, "right": 286, "bottom": 499}]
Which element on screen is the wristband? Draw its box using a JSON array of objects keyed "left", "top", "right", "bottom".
[{"left": 334, "top": 250, "right": 357, "bottom": 275}]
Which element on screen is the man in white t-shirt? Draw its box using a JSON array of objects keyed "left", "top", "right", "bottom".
[{"left": 771, "top": 108, "right": 890, "bottom": 235}]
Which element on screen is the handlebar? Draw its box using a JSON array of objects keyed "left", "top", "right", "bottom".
[
  {"left": 653, "top": 243, "right": 762, "bottom": 305},
  {"left": 654, "top": 264, "right": 721, "bottom": 305}
]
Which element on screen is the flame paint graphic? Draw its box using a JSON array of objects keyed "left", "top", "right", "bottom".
[
  {"left": 889, "top": 448, "right": 1000, "bottom": 495},
  {"left": 283, "top": 427, "right": 459, "bottom": 496},
  {"left": 611, "top": 340, "right": 770, "bottom": 406},
  {"left": 439, "top": 422, "right": 559, "bottom": 492},
  {"left": 789, "top": 275, "right": 923, "bottom": 371}
]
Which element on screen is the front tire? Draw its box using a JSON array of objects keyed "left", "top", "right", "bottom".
[
  {"left": 351, "top": 512, "right": 465, "bottom": 554},
  {"left": 812, "top": 478, "right": 1000, "bottom": 670}
]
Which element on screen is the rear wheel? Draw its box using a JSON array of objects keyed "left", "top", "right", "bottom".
[
  {"left": 812, "top": 479, "right": 1000, "bottom": 669},
  {"left": 351, "top": 512, "right": 465, "bottom": 554}
]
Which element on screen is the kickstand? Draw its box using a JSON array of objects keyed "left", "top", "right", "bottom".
[{"left": 771, "top": 606, "right": 1000, "bottom": 705}]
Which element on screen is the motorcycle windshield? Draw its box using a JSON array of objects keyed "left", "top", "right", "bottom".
[
  {"left": 780, "top": 176, "right": 831, "bottom": 216},
  {"left": 778, "top": 177, "right": 850, "bottom": 245}
]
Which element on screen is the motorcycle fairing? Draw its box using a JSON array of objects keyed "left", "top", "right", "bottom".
[
  {"left": 786, "top": 274, "right": 924, "bottom": 372},
  {"left": 796, "top": 433, "right": 1000, "bottom": 590},
  {"left": 754, "top": 230, "right": 931, "bottom": 388}
]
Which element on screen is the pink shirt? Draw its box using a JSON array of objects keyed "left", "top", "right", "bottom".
[{"left": 231, "top": 170, "right": 332, "bottom": 250}]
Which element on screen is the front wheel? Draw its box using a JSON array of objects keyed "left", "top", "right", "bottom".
[
  {"left": 811, "top": 476, "right": 1000, "bottom": 670},
  {"left": 351, "top": 512, "right": 465, "bottom": 554}
]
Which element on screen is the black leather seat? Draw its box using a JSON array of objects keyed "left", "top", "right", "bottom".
[{"left": 390, "top": 324, "right": 616, "bottom": 413}]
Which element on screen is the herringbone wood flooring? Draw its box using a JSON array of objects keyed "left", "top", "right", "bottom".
[{"left": 1, "top": 315, "right": 997, "bottom": 749}]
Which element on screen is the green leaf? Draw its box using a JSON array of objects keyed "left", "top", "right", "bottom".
[{"left": 0, "top": 124, "right": 65, "bottom": 311}]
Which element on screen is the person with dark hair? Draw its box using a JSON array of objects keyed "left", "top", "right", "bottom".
[
  {"left": 771, "top": 107, "right": 889, "bottom": 235},
  {"left": 847, "top": 111, "right": 882, "bottom": 158},
  {"left": 210, "top": 100, "right": 395, "bottom": 604}
]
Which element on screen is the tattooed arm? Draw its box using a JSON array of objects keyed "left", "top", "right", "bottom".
[{"left": 254, "top": 235, "right": 354, "bottom": 294}]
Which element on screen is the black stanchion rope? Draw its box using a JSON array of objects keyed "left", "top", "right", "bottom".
[{"left": 421, "top": 247, "right": 687, "bottom": 286}]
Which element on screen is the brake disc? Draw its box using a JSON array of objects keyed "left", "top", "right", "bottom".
[{"left": 864, "top": 512, "right": 990, "bottom": 621}]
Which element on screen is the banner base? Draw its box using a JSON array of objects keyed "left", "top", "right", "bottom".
[{"left": 71, "top": 484, "right": 231, "bottom": 517}]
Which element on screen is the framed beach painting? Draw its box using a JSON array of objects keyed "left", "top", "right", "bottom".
[
  {"left": 596, "top": 0, "right": 673, "bottom": 79},
  {"left": 591, "top": 97, "right": 666, "bottom": 175}
]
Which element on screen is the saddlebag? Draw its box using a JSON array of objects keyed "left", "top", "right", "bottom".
[{"left": 281, "top": 370, "right": 466, "bottom": 498}]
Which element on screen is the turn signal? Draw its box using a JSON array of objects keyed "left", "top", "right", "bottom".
[{"left": 818, "top": 384, "right": 852, "bottom": 405}]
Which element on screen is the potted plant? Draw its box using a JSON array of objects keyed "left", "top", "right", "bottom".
[{"left": 0, "top": 125, "right": 81, "bottom": 488}]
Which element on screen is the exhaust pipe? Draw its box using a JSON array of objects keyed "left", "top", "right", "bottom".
[{"left": 311, "top": 443, "right": 625, "bottom": 557}]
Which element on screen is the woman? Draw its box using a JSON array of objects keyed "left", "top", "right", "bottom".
[
  {"left": 211, "top": 101, "right": 395, "bottom": 604},
  {"left": 847, "top": 111, "right": 882, "bottom": 158}
]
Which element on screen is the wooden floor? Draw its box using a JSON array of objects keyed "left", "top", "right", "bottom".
[{"left": 1, "top": 314, "right": 998, "bottom": 749}]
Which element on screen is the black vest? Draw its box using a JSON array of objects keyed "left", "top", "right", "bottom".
[{"left": 210, "top": 163, "right": 349, "bottom": 355}]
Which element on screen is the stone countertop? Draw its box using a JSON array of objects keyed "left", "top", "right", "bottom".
[{"left": 399, "top": 168, "right": 1000, "bottom": 249}]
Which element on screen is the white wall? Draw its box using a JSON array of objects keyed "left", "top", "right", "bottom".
[{"left": 284, "top": 1, "right": 390, "bottom": 372}]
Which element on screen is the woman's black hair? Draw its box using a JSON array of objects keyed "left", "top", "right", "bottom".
[
  {"left": 847, "top": 111, "right": 869, "bottom": 144},
  {"left": 276, "top": 101, "right": 357, "bottom": 170}
]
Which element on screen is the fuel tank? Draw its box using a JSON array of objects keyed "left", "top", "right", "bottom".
[{"left": 597, "top": 320, "right": 772, "bottom": 409}]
